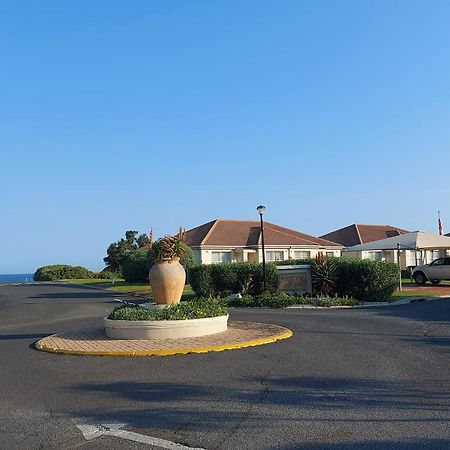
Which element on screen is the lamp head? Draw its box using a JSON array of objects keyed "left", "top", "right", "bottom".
[{"left": 256, "top": 205, "right": 266, "bottom": 216}]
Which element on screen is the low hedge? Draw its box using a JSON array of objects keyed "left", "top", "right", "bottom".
[
  {"left": 33, "top": 265, "right": 94, "bottom": 281},
  {"left": 226, "top": 293, "right": 359, "bottom": 308},
  {"left": 188, "top": 262, "right": 280, "bottom": 297},
  {"left": 333, "top": 258, "right": 399, "bottom": 301},
  {"left": 252, "top": 257, "right": 400, "bottom": 301}
]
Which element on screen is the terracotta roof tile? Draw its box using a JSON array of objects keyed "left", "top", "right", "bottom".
[
  {"left": 320, "top": 224, "right": 409, "bottom": 247},
  {"left": 184, "top": 220, "right": 341, "bottom": 248}
]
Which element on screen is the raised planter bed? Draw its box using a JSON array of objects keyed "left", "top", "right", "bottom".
[{"left": 104, "top": 314, "right": 229, "bottom": 340}]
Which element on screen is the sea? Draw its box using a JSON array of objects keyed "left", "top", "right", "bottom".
[{"left": 0, "top": 273, "right": 35, "bottom": 283}]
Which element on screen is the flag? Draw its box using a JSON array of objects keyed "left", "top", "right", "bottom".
[{"left": 438, "top": 211, "right": 443, "bottom": 235}]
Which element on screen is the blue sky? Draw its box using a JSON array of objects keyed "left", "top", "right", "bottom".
[{"left": 1, "top": 1, "right": 450, "bottom": 273}]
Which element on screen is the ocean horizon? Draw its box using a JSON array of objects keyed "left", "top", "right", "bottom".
[{"left": 0, "top": 273, "right": 35, "bottom": 283}]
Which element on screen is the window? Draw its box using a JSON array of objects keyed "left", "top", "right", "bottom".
[
  {"left": 326, "top": 252, "right": 335, "bottom": 258},
  {"left": 293, "top": 250, "right": 310, "bottom": 259},
  {"left": 367, "top": 251, "right": 383, "bottom": 261},
  {"left": 430, "top": 258, "right": 445, "bottom": 266},
  {"left": 211, "top": 251, "right": 231, "bottom": 264},
  {"left": 432, "top": 250, "right": 441, "bottom": 260},
  {"left": 266, "top": 251, "right": 284, "bottom": 261}
]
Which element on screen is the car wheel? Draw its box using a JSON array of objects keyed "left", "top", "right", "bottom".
[
  {"left": 413, "top": 272, "right": 427, "bottom": 285},
  {"left": 430, "top": 279, "right": 441, "bottom": 285}
]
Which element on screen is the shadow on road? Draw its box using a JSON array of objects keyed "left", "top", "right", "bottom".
[
  {"left": 267, "top": 438, "right": 450, "bottom": 450},
  {"left": 0, "top": 333, "right": 48, "bottom": 341},
  {"left": 68, "top": 376, "right": 450, "bottom": 431},
  {"left": 373, "top": 298, "right": 450, "bottom": 323},
  {"left": 27, "top": 292, "right": 118, "bottom": 300}
]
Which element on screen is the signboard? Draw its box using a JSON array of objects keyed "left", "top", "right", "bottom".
[{"left": 276, "top": 264, "right": 312, "bottom": 295}]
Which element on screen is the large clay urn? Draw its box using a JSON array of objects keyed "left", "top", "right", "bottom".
[{"left": 149, "top": 258, "right": 186, "bottom": 305}]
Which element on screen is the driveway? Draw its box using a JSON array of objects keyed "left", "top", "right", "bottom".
[{"left": 0, "top": 284, "right": 449, "bottom": 449}]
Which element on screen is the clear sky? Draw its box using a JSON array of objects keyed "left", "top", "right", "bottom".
[{"left": 1, "top": 1, "right": 450, "bottom": 273}]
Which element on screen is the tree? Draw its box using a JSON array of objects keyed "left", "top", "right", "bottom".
[
  {"left": 136, "top": 233, "right": 151, "bottom": 248},
  {"left": 103, "top": 230, "right": 140, "bottom": 272}
]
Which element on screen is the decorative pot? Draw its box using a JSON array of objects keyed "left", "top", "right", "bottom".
[{"left": 149, "top": 258, "right": 186, "bottom": 305}]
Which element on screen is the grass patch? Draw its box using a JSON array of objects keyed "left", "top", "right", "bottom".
[
  {"left": 62, "top": 278, "right": 124, "bottom": 285},
  {"left": 391, "top": 290, "right": 438, "bottom": 299},
  {"left": 108, "top": 298, "right": 227, "bottom": 321},
  {"left": 62, "top": 279, "right": 194, "bottom": 299}
]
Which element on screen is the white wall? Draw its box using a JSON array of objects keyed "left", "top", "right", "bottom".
[{"left": 194, "top": 246, "right": 341, "bottom": 265}]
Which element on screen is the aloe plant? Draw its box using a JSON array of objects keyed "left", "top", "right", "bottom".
[
  {"left": 150, "top": 235, "right": 188, "bottom": 261},
  {"left": 312, "top": 253, "right": 337, "bottom": 296}
]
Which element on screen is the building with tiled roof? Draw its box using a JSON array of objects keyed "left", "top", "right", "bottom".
[
  {"left": 320, "top": 224, "right": 409, "bottom": 247},
  {"left": 184, "top": 219, "right": 342, "bottom": 265},
  {"left": 319, "top": 224, "right": 432, "bottom": 267}
]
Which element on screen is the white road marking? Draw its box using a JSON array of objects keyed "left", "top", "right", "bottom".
[{"left": 76, "top": 423, "right": 206, "bottom": 449}]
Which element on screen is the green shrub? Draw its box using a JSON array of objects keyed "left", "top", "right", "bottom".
[
  {"left": 94, "top": 270, "right": 120, "bottom": 279},
  {"left": 272, "top": 257, "right": 399, "bottom": 302},
  {"left": 226, "top": 293, "right": 359, "bottom": 308},
  {"left": 225, "top": 293, "right": 295, "bottom": 308},
  {"left": 108, "top": 297, "right": 227, "bottom": 321},
  {"left": 120, "top": 252, "right": 149, "bottom": 283},
  {"left": 188, "top": 265, "right": 214, "bottom": 296},
  {"left": 188, "top": 262, "right": 280, "bottom": 297},
  {"left": 334, "top": 258, "right": 399, "bottom": 301},
  {"left": 33, "top": 265, "right": 94, "bottom": 281}
]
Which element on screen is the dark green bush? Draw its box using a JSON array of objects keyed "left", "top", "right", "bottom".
[
  {"left": 188, "top": 262, "right": 280, "bottom": 297},
  {"left": 120, "top": 252, "right": 149, "bottom": 283},
  {"left": 108, "top": 297, "right": 227, "bottom": 321},
  {"left": 33, "top": 265, "right": 94, "bottom": 281},
  {"left": 188, "top": 265, "right": 214, "bottom": 296},
  {"left": 94, "top": 270, "right": 120, "bottom": 279},
  {"left": 269, "top": 257, "right": 399, "bottom": 301},
  {"left": 334, "top": 258, "right": 399, "bottom": 301}
]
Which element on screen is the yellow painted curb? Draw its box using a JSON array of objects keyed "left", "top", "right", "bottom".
[{"left": 35, "top": 329, "right": 293, "bottom": 357}]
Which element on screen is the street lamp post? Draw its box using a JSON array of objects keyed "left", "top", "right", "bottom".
[{"left": 257, "top": 205, "right": 267, "bottom": 291}]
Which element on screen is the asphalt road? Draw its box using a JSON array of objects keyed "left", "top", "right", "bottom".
[{"left": 0, "top": 283, "right": 449, "bottom": 450}]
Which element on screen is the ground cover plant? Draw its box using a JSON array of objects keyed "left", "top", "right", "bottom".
[
  {"left": 108, "top": 297, "right": 227, "bottom": 321},
  {"left": 225, "top": 292, "right": 359, "bottom": 308}
]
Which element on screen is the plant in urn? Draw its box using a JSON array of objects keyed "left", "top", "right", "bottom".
[{"left": 148, "top": 235, "right": 187, "bottom": 305}]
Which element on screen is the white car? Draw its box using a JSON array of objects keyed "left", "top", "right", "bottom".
[{"left": 412, "top": 257, "right": 450, "bottom": 285}]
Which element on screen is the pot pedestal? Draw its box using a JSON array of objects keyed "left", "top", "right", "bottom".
[{"left": 104, "top": 314, "right": 229, "bottom": 340}]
